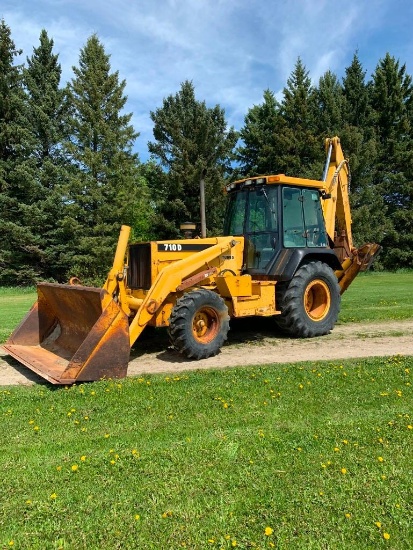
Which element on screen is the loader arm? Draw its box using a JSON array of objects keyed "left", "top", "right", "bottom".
[{"left": 127, "top": 236, "right": 237, "bottom": 347}]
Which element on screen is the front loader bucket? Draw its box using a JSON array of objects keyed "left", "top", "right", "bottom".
[{"left": 2, "top": 282, "right": 130, "bottom": 384}]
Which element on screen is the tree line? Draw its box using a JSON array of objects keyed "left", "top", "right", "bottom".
[{"left": 0, "top": 19, "right": 412, "bottom": 285}]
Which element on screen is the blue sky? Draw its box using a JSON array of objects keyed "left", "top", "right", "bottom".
[{"left": 2, "top": 0, "right": 413, "bottom": 160}]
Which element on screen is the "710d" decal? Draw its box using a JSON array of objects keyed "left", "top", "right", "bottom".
[{"left": 157, "top": 243, "right": 213, "bottom": 252}]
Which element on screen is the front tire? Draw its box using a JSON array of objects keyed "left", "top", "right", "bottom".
[
  {"left": 168, "top": 289, "right": 230, "bottom": 359},
  {"left": 275, "top": 261, "right": 340, "bottom": 337}
]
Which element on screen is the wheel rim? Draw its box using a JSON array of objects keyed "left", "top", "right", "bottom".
[
  {"left": 192, "top": 307, "right": 220, "bottom": 344},
  {"left": 304, "top": 279, "right": 331, "bottom": 321}
]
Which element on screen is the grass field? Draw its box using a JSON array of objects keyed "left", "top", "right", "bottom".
[
  {"left": 1, "top": 358, "right": 412, "bottom": 549},
  {"left": 0, "top": 273, "right": 412, "bottom": 549},
  {"left": 1, "top": 272, "right": 412, "bottom": 345}
]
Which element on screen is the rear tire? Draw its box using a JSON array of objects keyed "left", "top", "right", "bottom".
[
  {"left": 168, "top": 289, "right": 230, "bottom": 359},
  {"left": 275, "top": 261, "right": 340, "bottom": 337}
]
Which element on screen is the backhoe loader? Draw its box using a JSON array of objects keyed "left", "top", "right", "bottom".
[{"left": 2, "top": 137, "right": 381, "bottom": 384}]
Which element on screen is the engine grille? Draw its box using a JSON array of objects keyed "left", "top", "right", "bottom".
[{"left": 128, "top": 243, "right": 152, "bottom": 290}]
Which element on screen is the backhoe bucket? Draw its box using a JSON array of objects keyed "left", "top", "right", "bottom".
[
  {"left": 2, "top": 282, "right": 130, "bottom": 384},
  {"left": 336, "top": 243, "right": 382, "bottom": 294}
]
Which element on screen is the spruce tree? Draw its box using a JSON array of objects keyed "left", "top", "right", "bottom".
[
  {"left": 340, "top": 54, "right": 390, "bottom": 250},
  {"left": 24, "top": 29, "right": 71, "bottom": 281},
  {"left": 148, "top": 81, "right": 237, "bottom": 237},
  {"left": 370, "top": 54, "right": 413, "bottom": 268},
  {"left": 313, "top": 70, "right": 344, "bottom": 137},
  {"left": 279, "top": 58, "right": 320, "bottom": 178},
  {"left": 63, "top": 35, "right": 144, "bottom": 283},
  {"left": 0, "top": 19, "right": 40, "bottom": 284},
  {"left": 236, "top": 89, "right": 285, "bottom": 177}
]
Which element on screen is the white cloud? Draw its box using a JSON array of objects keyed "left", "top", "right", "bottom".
[{"left": 2, "top": 0, "right": 413, "bottom": 159}]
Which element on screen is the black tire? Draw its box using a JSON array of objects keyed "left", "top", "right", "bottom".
[
  {"left": 168, "top": 289, "right": 230, "bottom": 359},
  {"left": 275, "top": 261, "right": 340, "bottom": 338}
]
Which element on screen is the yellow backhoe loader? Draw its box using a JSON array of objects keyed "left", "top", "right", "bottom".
[{"left": 2, "top": 137, "right": 381, "bottom": 384}]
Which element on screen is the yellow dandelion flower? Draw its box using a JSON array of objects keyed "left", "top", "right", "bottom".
[
  {"left": 407, "top": 425, "right": 413, "bottom": 430},
  {"left": 375, "top": 521, "right": 382, "bottom": 528},
  {"left": 50, "top": 493, "right": 57, "bottom": 499},
  {"left": 56, "top": 466, "right": 62, "bottom": 471},
  {"left": 29, "top": 419, "right": 34, "bottom": 424},
  {"left": 345, "top": 513, "right": 351, "bottom": 518},
  {"left": 377, "top": 456, "right": 384, "bottom": 462},
  {"left": 8, "top": 541, "right": 14, "bottom": 547},
  {"left": 26, "top": 500, "right": 32, "bottom": 505},
  {"left": 110, "top": 460, "right": 116, "bottom": 465},
  {"left": 71, "top": 464, "right": 78, "bottom": 472},
  {"left": 207, "top": 539, "right": 215, "bottom": 544},
  {"left": 383, "top": 532, "right": 390, "bottom": 540},
  {"left": 225, "top": 535, "right": 231, "bottom": 540},
  {"left": 80, "top": 455, "right": 86, "bottom": 462},
  {"left": 33, "top": 426, "right": 39, "bottom": 432},
  {"left": 231, "top": 540, "right": 237, "bottom": 547},
  {"left": 265, "top": 527, "right": 274, "bottom": 536},
  {"left": 334, "top": 447, "right": 340, "bottom": 452},
  {"left": 342, "top": 440, "right": 348, "bottom": 445},
  {"left": 341, "top": 468, "right": 347, "bottom": 475},
  {"left": 135, "top": 514, "right": 140, "bottom": 520},
  {"left": 104, "top": 433, "right": 110, "bottom": 438}
]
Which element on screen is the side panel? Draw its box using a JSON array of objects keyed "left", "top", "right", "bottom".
[{"left": 266, "top": 248, "right": 342, "bottom": 281}]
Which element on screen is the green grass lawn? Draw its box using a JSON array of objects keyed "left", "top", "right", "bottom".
[
  {"left": 339, "top": 271, "right": 413, "bottom": 323},
  {"left": 0, "top": 287, "right": 36, "bottom": 344},
  {"left": 0, "top": 272, "right": 412, "bottom": 345},
  {"left": 1, "top": 357, "right": 412, "bottom": 549},
  {"left": 0, "top": 273, "right": 412, "bottom": 548}
]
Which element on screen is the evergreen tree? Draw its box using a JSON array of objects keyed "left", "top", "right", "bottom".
[
  {"left": 63, "top": 35, "right": 144, "bottom": 282},
  {"left": 278, "top": 58, "right": 321, "bottom": 178},
  {"left": 148, "top": 81, "right": 238, "bottom": 237},
  {"left": 340, "top": 54, "right": 390, "bottom": 250},
  {"left": 0, "top": 19, "right": 40, "bottom": 284},
  {"left": 236, "top": 89, "right": 284, "bottom": 176},
  {"left": 313, "top": 70, "right": 344, "bottom": 137},
  {"left": 342, "top": 52, "right": 371, "bottom": 128},
  {"left": 24, "top": 29, "right": 71, "bottom": 281},
  {"left": 370, "top": 53, "right": 413, "bottom": 268}
]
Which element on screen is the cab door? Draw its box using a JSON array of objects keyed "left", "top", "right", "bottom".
[{"left": 282, "top": 187, "right": 328, "bottom": 248}]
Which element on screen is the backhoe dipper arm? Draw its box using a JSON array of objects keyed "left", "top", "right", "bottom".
[
  {"left": 128, "top": 237, "right": 237, "bottom": 347},
  {"left": 321, "top": 137, "right": 381, "bottom": 293},
  {"left": 321, "top": 136, "right": 353, "bottom": 250}
]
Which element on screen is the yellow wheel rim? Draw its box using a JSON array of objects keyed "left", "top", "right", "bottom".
[
  {"left": 192, "top": 308, "right": 220, "bottom": 344},
  {"left": 304, "top": 279, "right": 331, "bottom": 321}
]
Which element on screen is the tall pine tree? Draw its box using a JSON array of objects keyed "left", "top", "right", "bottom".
[
  {"left": 0, "top": 19, "right": 40, "bottom": 284},
  {"left": 63, "top": 35, "right": 144, "bottom": 282},
  {"left": 370, "top": 53, "right": 413, "bottom": 268},
  {"left": 148, "top": 81, "right": 237, "bottom": 237},
  {"left": 340, "top": 53, "right": 390, "bottom": 250},
  {"left": 24, "top": 29, "right": 71, "bottom": 281},
  {"left": 279, "top": 58, "right": 320, "bottom": 178},
  {"left": 236, "top": 89, "right": 285, "bottom": 177}
]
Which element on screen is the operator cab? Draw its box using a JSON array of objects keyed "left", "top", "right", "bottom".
[{"left": 223, "top": 175, "right": 333, "bottom": 279}]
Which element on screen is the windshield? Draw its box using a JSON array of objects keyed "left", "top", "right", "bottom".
[{"left": 224, "top": 187, "right": 278, "bottom": 235}]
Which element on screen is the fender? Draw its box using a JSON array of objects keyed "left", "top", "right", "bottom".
[{"left": 267, "top": 248, "right": 342, "bottom": 281}]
